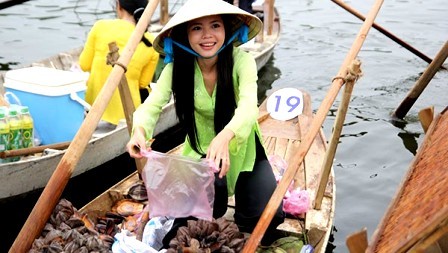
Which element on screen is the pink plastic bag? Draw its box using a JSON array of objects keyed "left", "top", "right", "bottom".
[
  {"left": 269, "top": 155, "right": 310, "bottom": 216},
  {"left": 141, "top": 150, "right": 215, "bottom": 221},
  {"left": 283, "top": 188, "right": 310, "bottom": 216}
]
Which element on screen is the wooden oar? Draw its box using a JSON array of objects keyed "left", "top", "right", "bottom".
[
  {"left": 0, "top": 141, "right": 70, "bottom": 158},
  {"left": 331, "top": 0, "right": 446, "bottom": 70},
  {"left": 9, "top": 0, "right": 160, "bottom": 252},
  {"left": 242, "top": 0, "right": 385, "bottom": 251},
  {"left": 392, "top": 41, "right": 448, "bottom": 120},
  {"left": 315, "top": 59, "right": 362, "bottom": 210},
  {"left": 266, "top": 0, "right": 275, "bottom": 36},
  {"left": 107, "top": 41, "right": 146, "bottom": 175}
]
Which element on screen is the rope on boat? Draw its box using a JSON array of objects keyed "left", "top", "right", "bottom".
[
  {"left": 331, "top": 58, "right": 363, "bottom": 84},
  {"left": 107, "top": 47, "right": 128, "bottom": 73}
]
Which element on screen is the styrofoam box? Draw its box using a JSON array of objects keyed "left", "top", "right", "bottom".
[{"left": 4, "top": 66, "right": 89, "bottom": 145}]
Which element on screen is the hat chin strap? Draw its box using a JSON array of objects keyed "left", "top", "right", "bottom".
[{"left": 163, "top": 25, "right": 249, "bottom": 63}]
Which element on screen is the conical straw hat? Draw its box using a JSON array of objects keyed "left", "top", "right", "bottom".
[{"left": 153, "top": 0, "right": 262, "bottom": 55}]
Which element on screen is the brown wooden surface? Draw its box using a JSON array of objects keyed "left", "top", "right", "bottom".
[
  {"left": 346, "top": 228, "right": 368, "bottom": 253},
  {"left": 315, "top": 60, "right": 361, "bottom": 210},
  {"left": 368, "top": 108, "right": 448, "bottom": 252},
  {"left": 108, "top": 42, "right": 136, "bottom": 132},
  {"left": 107, "top": 42, "right": 146, "bottom": 175},
  {"left": 9, "top": 1, "right": 160, "bottom": 252},
  {"left": 159, "top": 0, "right": 169, "bottom": 25},
  {"left": 0, "top": 141, "right": 70, "bottom": 158},
  {"left": 419, "top": 106, "right": 434, "bottom": 133}
]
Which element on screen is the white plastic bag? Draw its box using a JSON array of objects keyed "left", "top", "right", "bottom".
[
  {"left": 142, "top": 216, "right": 174, "bottom": 250},
  {"left": 141, "top": 150, "right": 215, "bottom": 221},
  {"left": 112, "top": 230, "right": 164, "bottom": 253}
]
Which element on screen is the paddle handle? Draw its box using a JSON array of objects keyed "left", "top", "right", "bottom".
[
  {"left": 107, "top": 41, "right": 147, "bottom": 175},
  {"left": 315, "top": 59, "right": 362, "bottom": 210},
  {"left": 0, "top": 141, "right": 70, "bottom": 158},
  {"left": 392, "top": 41, "right": 448, "bottom": 119}
]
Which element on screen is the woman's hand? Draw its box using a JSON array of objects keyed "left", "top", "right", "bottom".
[
  {"left": 207, "top": 128, "right": 235, "bottom": 178},
  {"left": 126, "top": 126, "right": 151, "bottom": 159}
]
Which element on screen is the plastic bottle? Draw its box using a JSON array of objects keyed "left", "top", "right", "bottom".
[
  {"left": 20, "top": 106, "right": 34, "bottom": 148},
  {"left": 0, "top": 107, "right": 10, "bottom": 164},
  {"left": 8, "top": 107, "right": 22, "bottom": 162}
]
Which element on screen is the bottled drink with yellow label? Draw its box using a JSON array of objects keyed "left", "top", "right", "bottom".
[
  {"left": 0, "top": 107, "right": 10, "bottom": 164},
  {"left": 20, "top": 106, "right": 34, "bottom": 148},
  {"left": 8, "top": 107, "right": 22, "bottom": 162}
]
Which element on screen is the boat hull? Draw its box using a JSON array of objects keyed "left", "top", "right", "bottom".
[{"left": 0, "top": 101, "right": 177, "bottom": 200}]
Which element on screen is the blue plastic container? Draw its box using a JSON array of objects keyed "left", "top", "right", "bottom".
[{"left": 4, "top": 66, "right": 89, "bottom": 145}]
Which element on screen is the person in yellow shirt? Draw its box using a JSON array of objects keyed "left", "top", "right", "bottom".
[{"left": 79, "top": 0, "right": 159, "bottom": 126}]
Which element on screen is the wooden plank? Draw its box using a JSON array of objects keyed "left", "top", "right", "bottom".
[
  {"left": 419, "top": 106, "right": 434, "bottom": 133},
  {"left": 274, "top": 137, "right": 289, "bottom": 159},
  {"left": 346, "top": 228, "right": 368, "bottom": 253},
  {"left": 403, "top": 216, "right": 448, "bottom": 253},
  {"left": 266, "top": 136, "right": 276, "bottom": 154},
  {"left": 284, "top": 139, "right": 304, "bottom": 189},
  {"left": 306, "top": 195, "right": 332, "bottom": 234},
  {"left": 259, "top": 117, "right": 301, "bottom": 140}
]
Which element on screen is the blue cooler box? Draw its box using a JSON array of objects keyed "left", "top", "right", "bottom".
[{"left": 4, "top": 66, "right": 89, "bottom": 145}]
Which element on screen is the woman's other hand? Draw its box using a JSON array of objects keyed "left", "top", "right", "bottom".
[
  {"left": 126, "top": 126, "right": 151, "bottom": 158},
  {"left": 207, "top": 128, "right": 235, "bottom": 178}
]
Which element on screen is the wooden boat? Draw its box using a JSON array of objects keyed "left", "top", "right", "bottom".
[
  {"left": 346, "top": 107, "right": 448, "bottom": 253},
  {"left": 0, "top": 2, "right": 280, "bottom": 200},
  {"left": 79, "top": 89, "right": 335, "bottom": 252}
]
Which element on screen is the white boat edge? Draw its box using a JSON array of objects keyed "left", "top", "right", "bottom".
[{"left": 0, "top": 101, "right": 178, "bottom": 200}]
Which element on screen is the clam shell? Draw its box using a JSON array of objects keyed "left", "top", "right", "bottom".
[
  {"left": 127, "top": 181, "right": 148, "bottom": 201},
  {"left": 114, "top": 199, "right": 144, "bottom": 216}
]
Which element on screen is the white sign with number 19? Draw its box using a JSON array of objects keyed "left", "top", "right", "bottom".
[{"left": 266, "top": 88, "right": 304, "bottom": 121}]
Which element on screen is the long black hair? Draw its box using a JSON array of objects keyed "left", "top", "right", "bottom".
[
  {"left": 118, "top": 0, "right": 152, "bottom": 47},
  {"left": 170, "top": 15, "right": 237, "bottom": 155}
]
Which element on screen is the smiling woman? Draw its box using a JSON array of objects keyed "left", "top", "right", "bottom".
[{"left": 126, "top": 0, "right": 286, "bottom": 247}]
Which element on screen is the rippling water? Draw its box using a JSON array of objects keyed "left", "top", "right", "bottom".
[{"left": 0, "top": 0, "right": 447, "bottom": 252}]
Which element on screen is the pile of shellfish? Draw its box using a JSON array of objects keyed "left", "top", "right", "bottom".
[
  {"left": 29, "top": 180, "right": 250, "bottom": 252},
  {"left": 29, "top": 199, "right": 114, "bottom": 253},
  {"left": 29, "top": 181, "right": 149, "bottom": 253},
  {"left": 167, "top": 217, "right": 246, "bottom": 253}
]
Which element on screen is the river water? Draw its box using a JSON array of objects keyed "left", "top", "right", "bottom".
[{"left": 0, "top": 0, "right": 447, "bottom": 252}]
